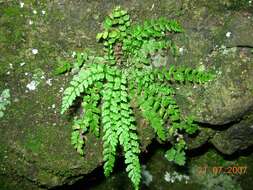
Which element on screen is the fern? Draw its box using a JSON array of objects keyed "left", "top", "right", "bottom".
[
  {"left": 117, "top": 73, "right": 141, "bottom": 189},
  {"left": 61, "top": 64, "right": 105, "bottom": 114},
  {"left": 101, "top": 69, "right": 120, "bottom": 176},
  {"left": 165, "top": 137, "right": 187, "bottom": 166},
  {"left": 60, "top": 6, "right": 214, "bottom": 190},
  {"left": 71, "top": 118, "right": 87, "bottom": 155}
]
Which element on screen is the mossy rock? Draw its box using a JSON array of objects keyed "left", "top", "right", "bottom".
[{"left": 0, "top": 0, "right": 253, "bottom": 189}]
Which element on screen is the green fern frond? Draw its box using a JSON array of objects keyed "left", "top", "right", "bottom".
[
  {"left": 118, "top": 73, "right": 141, "bottom": 189},
  {"left": 137, "top": 94, "right": 166, "bottom": 141},
  {"left": 70, "top": 83, "right": 102, "bottom": 155},
  {"left": 165, "top": 138, "right": 187, "bottom": 166},
  {"left": 59, "top": 6, "right": 216, "bottom": 190},
  {"left": 129, "top": 18, "right": 182, "bottom": 40},
  {"left": 153, "top": 65, "right": 214, "bottom": 84},
  {"left": 102, "top": 129, "right": 118, "bottom": 176},
  {"left": 61, "top": 64, "right": 105, "bottom": 114},
  {"left": 71, "top": 118, "right": 88, "bottom": 155},
  {"left": 101, "top": 72, "right": 120, "bottom": 176},
  {"left": 128, "top": 39, "right": 169, "bottom": 66},
  {"left": 81, "top": 99, "right": 100, "bottom": 136}
]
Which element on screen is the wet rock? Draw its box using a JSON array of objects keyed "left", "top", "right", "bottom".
[
  {"left": 210, "top": 111, "right": 253, "bottom": 155},
  {"left": 0, "top": 0, "right": 253, "bottom": 189},
  {"left": 187, "top": 128, "right": 215, "bottom": 150},
  {"left": 225, "top": 13, "right": 253, "bottom": 47},
  {"left": 192, "top": 48, "right": 253, "bottom": 125}
]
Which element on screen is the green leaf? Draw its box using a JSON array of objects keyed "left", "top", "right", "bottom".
[
  {"left": 123, "top": 15, "right": 130, "bottom": 21},
  {"left": 103, "top": 31, "right": 109, "bottom": 39},
  {"left": 174, "top": 151, "right": 186, "bottom": 166},
  {"left": 106, "top": 74, "right": 114, "bottom": 82},
  {"left": 120, "top": 10, "right": 128, "bottom": 16},
  {"left": 125, "top": 21, "right": 131, "bottom": 27},
  {"left": 112, "top": 10, "right": 121, "bottom": 18},
  {"left": 54, "top": 61, "right": 71, "bottom": 75},
  {"left": 108, "top": 38, "right": 116, "bottom": 45},
  {"left": 96, "top": 32, "right": 103, "bottom": 41},
  {"left": 119, "top": 25, "right": 127, "bottom": 31},
  {"left": 119, "top": 18, "right": 125, "bottom": 24},
  {"left": 109, "top": 30, "right": 118, "bottom": 38},
  {"left": 104, "top": 17, "right": 113, "bottom": 29},
  {"left": 165, "top": 148, "right": 176, "bottom": 161}
]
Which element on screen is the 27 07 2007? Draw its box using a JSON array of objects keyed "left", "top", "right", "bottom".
[{"left": 212, "top": 166, "right": 247, "bottom": 175}]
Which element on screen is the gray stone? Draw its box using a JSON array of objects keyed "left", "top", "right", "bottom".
[
  {"left": 0, "top": 0, "right": 253, "bottom": 189},
  {"left": 210, "top": 111, "right": 253, "bottom": 154}
]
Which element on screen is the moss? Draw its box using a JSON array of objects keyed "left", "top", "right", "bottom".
[
  {"left": 0, "top": 4, "right": 26, "bottom": 46},
  {"left": 24, "top": 135, "right": 42, "bottom": 154},
  {"left": 189, "top": 149, "right": 253, "bottom": 190},
  {"left": 223, "top": 0, "right": 252, "bottom": 11},
  {"left": 191, "top": 149, "right": 233, "bottom": 167},
  {"left": 0, "top": 0, "right": 252, "bottom": 189},
  {"left": 235, "top": 153, "right": 253, "bottom": 190},
  {"left": 0, "top": 174, "right": 43, "bottom": 190},
  {"left": 37, "top": 170, "right": 62, "bottom": 187}
]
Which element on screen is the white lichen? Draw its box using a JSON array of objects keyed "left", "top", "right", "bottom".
[
  {"left": 0, "top": 89, "right": 11, "bottom": 118},
  {"left": 164, "top": 171, "right": 190, "bottom": 184},
  {"left": 20, "top": 62, "right": 26, "bottom": 67},
  {"left": 141, "top": 165, "right": 153, "bottom": 186},
  {"left": 150, "top": 4, "right": 155, "bottom": 10},
  {"left": 226, "top": 32, "right": 232, "bottom": 38},
  {"left": 179, "top": 47, "right": 184, "bottom": 54},
  {"left": 32, "top": 48, "right": 38, "bottom": 55},
  {"left": 26, "top": 80, "right": 37, "bottom": 91},
  {"left": 46, "top": 78, "right": 52, "bottom": 86},
  {"left": 20, "top": 2, "right": 24, "bottom": 8},
  {"left": 72, "top": 51, "right": 76, "bottom": 58},
  {"left": 59, "top": 87, "right": 64, "bottom": 92}
]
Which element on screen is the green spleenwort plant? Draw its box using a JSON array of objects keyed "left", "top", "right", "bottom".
[
  {"left": 0, "top": 89, "right": 11, "bottom": 118},
  {"left": 60, "top": 6, "right": 214, "bottom": 190}
]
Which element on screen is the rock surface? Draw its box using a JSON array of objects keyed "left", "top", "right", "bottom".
[
  {"left": 0, "top": 0, "right": 253, "bottom": 189},
  {"left": 210, "top": 109, "right": 253, "bottom": 154}
]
